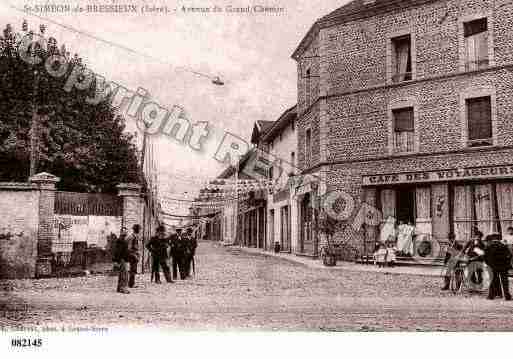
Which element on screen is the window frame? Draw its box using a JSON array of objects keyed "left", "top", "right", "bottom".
[
  {"left": 305, "top": 127, "right": 312, "bottom": 168},
  {"left": 386, "top": 29, "right": 416, "bottom": 84},
  {"left": 460, "top": 87, "right": 497, "bottom": 148},
  {"left": 458, "top": 13, "right": 495, "bottom": 72},
  {"left": 388, "top": 99, "right": 419, "bottom": 155}
]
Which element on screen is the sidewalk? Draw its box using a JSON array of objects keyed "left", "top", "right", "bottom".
[{"left": 235, "top": 246, "right": 445, "bottom": 278}]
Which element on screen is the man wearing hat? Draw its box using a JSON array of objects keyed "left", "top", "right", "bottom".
[
  {"left": 484, "top": 233, "right": 512, "bottom": 300},
  {"left": 170, "top": 227, "right": 186, "bottom": 280},
  {"left": 146, "top": 225, "right": 173, "bottom": 284},
  {"left": 127, "top": 224, "right": 141, "bottom": 288},
  {"left": 184, "top": 227, "right": 198, "bottom": 278},
  {"left": 113, "top": 227, "right": 130, "bottom": 294}
]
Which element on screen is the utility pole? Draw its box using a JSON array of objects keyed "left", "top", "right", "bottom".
[{"left": 140, "top": 129, "right": 148, "bottom": 274}]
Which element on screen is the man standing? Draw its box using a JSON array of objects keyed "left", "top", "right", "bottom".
[
  {"left": 113, "top": 227, "right": 130, "bottom": 294},
  {"left": 127, "top": 224, "right": 141, "bottom": 288},
  {"left": 146, "top": 225, "right": 173, "bottom": 284},
  {"left": 184, "top": 227, "right": 198, "bottom": 278},
  {"left": 484, "top": 233, "right": 512, "bottom": 300},
  {"left": 171, "top": 228, "right": 187, "bottom": 280}
]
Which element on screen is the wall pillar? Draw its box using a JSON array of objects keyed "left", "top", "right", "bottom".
[
  {"left": 117, "top": 183, "right": 143, "bottom": 271},
  {"left": 30, "top": 172, "right": 60, "bottom": 277},
  {"left": 432, "top": 183, "right": 450, "bottom": 242}
]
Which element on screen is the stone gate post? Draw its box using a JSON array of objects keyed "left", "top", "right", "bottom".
[{"left": 30, "top": 172, "right": 60, "bottom": 277}]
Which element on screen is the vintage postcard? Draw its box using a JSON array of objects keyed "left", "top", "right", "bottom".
[{"left": 1, "top": 0, "right": 513, "bottom": 355}]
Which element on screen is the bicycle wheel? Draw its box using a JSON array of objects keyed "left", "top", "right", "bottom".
[{"left": 450, "top": 268, "right": 465, "bottom": 294}]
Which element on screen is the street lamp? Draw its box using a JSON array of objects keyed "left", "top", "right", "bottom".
[{"left": 212, "top": 76, "right": 224, "bottom": 86}]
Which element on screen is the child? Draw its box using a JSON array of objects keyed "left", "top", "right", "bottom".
[
  {"left": 386, "top": 241, "right": 397, "bottom": 267},
  {"left": 373, "top": 243, "right": 387, "bottom": 268}
]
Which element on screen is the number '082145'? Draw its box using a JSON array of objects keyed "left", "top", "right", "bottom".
[{"left": 11, "top": 338, "right": 43, "bottom": 348}]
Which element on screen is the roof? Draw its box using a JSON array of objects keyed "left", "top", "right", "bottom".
[
  {"left": 216, "top": 148, "right": 256, "bottom": 179},
  {"left": 292, "top": 0, "right": 438, "bottom": 60},
  {"left": 257, "top": 120, "right": 275, "bottom": 133},
  {"left": 251, "top": 120, "right": 275, "bottom": 145},
  {"left": 261, "top": 105, "right": 297, "bottom": 143}
]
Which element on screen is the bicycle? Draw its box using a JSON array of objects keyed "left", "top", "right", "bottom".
[{"left": 448, "top": 255, "right": 491, "bottom": 294}]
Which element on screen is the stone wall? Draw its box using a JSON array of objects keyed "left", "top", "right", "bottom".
[{"left": 0, "top": 183, "right": 39, "bottom": 279}]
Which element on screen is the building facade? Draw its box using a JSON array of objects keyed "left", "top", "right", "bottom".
[
  {"left": 292, "top": 0, "right": 513, "bottom": 260},
  {"left": 260, "top": 106, "right": 298, "bottom": 253}
]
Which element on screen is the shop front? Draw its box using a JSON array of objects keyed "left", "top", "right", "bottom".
[{"left": 362, "top": 164, "right": 513, "bottom": 259}]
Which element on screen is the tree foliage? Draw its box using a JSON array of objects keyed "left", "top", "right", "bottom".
[{"left": 0, "top": 22, "right": 140, "bottom": 193}]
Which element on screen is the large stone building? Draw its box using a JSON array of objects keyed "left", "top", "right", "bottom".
[{"left": 292, "top": 0, "right": 513, "bottom": 259}]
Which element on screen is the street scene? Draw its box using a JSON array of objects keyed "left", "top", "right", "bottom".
[
  {"left": 3, "top": 240, "right": 513, "bottom": 331},
  {"left": 1, "top": 0, "right": 513, "bottom": 337}
]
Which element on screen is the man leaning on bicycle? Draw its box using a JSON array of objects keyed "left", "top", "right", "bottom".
[{"left": 442, "top": 229, "right": 485, "bottom": 290}]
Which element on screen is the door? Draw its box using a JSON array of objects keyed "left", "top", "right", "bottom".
[
  {"left": 300, "top": 193, "right": 312, "bottom": 254},
  {"left": 269, "top": 209, "right": 275, "bottom": 247}
]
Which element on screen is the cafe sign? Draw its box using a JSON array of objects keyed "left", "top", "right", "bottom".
[{"left": 362, "top": 164, "right": 513, "bottom": 186}]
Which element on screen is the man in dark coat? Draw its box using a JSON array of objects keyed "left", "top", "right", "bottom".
[
  {"left": 113, "top": 227, "right": 130, "bottom": 294},
  {"left": 169, "top": 228, "right": 180, "bottom": 280},
  {"left": 184, "top": 227, "right": 198, "bottom": 278},
  {"left": 146, "top": 225, "right": 173, "bottom": 284},
  {"left": 127, "top": 224, "right": 141, "bottom": 288},
  {"left": 484, "top": 233, "right": 512, "bottom": 300},
  {"left": 170, "top": 228, "right": 188, "bottom": 280}
]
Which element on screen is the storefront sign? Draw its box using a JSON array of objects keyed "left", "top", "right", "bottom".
[{"left": 362, "top": 164, "right": 513, "bottom": 186}]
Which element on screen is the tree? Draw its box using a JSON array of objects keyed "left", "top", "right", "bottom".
[{"left": 0, "top": 22, "right": 140, "bottom": 193}]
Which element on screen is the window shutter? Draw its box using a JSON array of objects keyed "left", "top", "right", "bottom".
[
  {"left": 467, "top": 97, "right": 492, "bottom": 140},
  {"left": 393, "top": 108, "right": 414, "bottom": 132}
]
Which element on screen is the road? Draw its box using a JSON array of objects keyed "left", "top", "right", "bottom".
[{"left": 1, "top": 241, "right": 513, "bottom": 331}]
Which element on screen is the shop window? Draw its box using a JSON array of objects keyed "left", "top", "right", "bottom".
[
  {"left": 466, "top": 96, "right": 492, "bottom": 147},
  {"left": 452, "top": 183, "right": 506, "bottom": 242},
  {"left": 305, "top": 128, "right": 312, "bottom": 167},
  {"left": 391, "top": 34, "right": 412, "bottom": 83},
  {"left": 392, "top": 107, "right": 415, "bottom": 153},
  {"left": 463, "top": 18, "right": 489, "bottom": 71}
]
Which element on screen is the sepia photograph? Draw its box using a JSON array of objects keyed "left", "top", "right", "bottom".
[{"left": 1, "top": 0, "right": 513, "bottom": 355}]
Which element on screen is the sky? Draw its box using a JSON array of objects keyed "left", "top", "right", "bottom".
[{"left": 0, "top": 0, "right": 350, "bottom": 214}]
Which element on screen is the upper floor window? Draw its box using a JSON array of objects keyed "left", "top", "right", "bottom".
[
  {"left": 391, "top": 35, "right": 412, "bottom": 83},
  {"left": 290, "top": 152, "right": 295, "bottom": 174},
  {"left": 393, "top": 107, "right": 414, "bottom": 153},
  {"left": 466, "top": 96, "right": 492, "bottom": 147},
  {"left": 305, "top": 128, "right": 312, "bottom": 166},
  {"left": 305, "top": 68, "right": 312, "bottom": 104},
  {"left": 464, "top": 18, "right": 488, "bottom": 71},
  {"left": 269, "top": 166, "right": 274, "bottom": 180},
  {"left": 291, "top": 120, "right": 295, "bottom": 131}
]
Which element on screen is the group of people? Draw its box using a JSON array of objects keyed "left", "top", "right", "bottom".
[
  {"left": 146, "top": 225, "right": 198, "bottom": 285},
  {"left": 442, "top": 226, "right": 513, "bottom": 301},
  {"left": 112, "top": 223, "right": 198, "bottom": 294}
]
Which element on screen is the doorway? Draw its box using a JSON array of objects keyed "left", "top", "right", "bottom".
[
  {"left": 396, "top": 188, "right": 415, "bottom": 224},
  {"left": 300, "top": 193, "right": 312, "bottom": 254}
]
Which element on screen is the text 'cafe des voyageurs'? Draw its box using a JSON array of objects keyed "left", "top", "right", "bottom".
[{"left": 361, "top": 164, "right": 513, "bottom": 248}]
